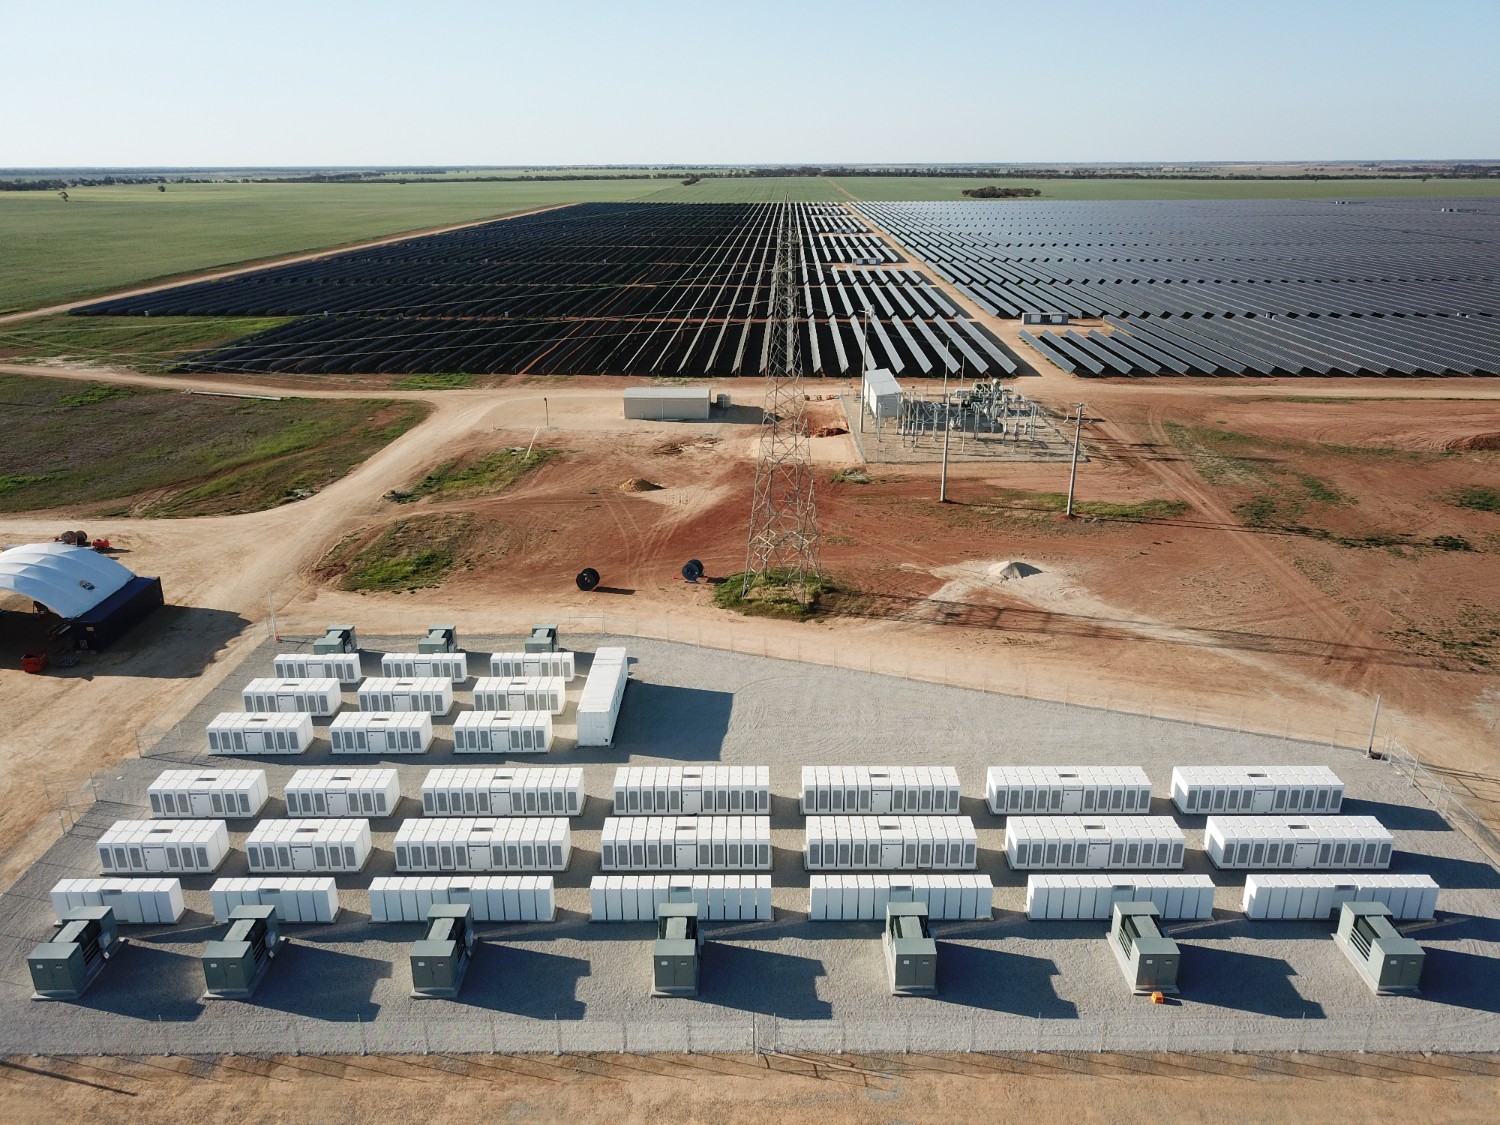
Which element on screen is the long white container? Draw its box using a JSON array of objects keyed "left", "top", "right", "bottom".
[
  {"left": 393, "top": 818, "right": 571, "bottom": 872},
  {"left": 421, "top": 767, "right": 584, "bottom": 817},
  {"left": 355, "top": 677, "right": 453, "bottom": 716},
  {"left": 368, "top": 876, "right": 556, "bottom": 922},
  {"left": 381, "top": 651, "right": 470, "bottom": 684},
  {"left": 242, "top": 677, "right": 342, "bottom": 716},
  {"left": 328, "top": 711, "right": 433, "bottom": 755},
  {"left": 807, "top": 874, "right": 993, "bottom": 921},
  {"left": 50, "top": 878, "right": 185, "bottom": 925},
  {"left": 600, "top": 816, "right": 772, "bottom": 871},
  {"left": 1205, "top": 815, "right": 1392, "bottom": 870},
  {"left": 804, "top": 816, "right": 978, "bottom": 871},
  {"left": 986, "top": 766, "right": 1152, "bottom": 816},
  {"left": 471, "top": 676, "right": 565, "bottom": 716},
  {"left": 209, "top": 877, "right": 341, "bottom": 923},
  {"left": 246, "top": 819, "right": 372, "bottom": 873},
  {"left": 284, "top": 768, "right": 401, "bottom": 817},
  {"left": 97, "top": 820, "right": 229, "bottom": 875},
  {"left": 1003, "top": 816, "right": 1185, "bottom": 871},
  {"left": 207, "top": 711, "right": 315, "bottom": 756},
  {"left": 1172, "top": 766, "right": 1345, "bottom": 815},
  {"left": 148, "top": 769, "right": 268, "bottom": 818},
  {"left": 589, "top": 875, "right": 773, "bottom": 922},
  {"left": 615, "top": 766, "right": 770, "bottom": 815},
  {"left": 1025, "top": 874, "right": 1215, "bottom": 921},
  {"left": 452, "top": 710, "right": 553, "bottom": 754},
  {"left": 577, "top": 647, "right": 628, "bottom": 747},
  {"left": 1242, "top": 873, "right": 1438, "bottom": 921},
  {"left": 490, "top": 651, "right": 576, "bottom": 681},
  {"left": 800, "top": 766, "right": 961, "bottom": 814},
  {"left": 274, "top": 652, "right": 362, "bottom": 686}
]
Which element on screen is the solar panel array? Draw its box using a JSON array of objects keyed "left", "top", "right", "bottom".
[
  {"left": 856, "top": 198, "right": 1500, "bottom": 377},
  {"left": 74, "top": 203, "right": 1019, "bottom": 379}
]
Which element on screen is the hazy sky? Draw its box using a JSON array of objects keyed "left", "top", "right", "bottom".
[{"left": 5, "top": 0, "right": 1496, "bottom": 166}]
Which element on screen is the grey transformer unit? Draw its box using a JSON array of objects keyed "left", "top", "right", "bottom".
[
  {"left": 526, "top": 624, "right": 560, "bottom": 654},
  {"left": 1334, "top": 901, "right": 1424, "bottom": 995},
  {"left": 419, "top": 625, "right": 459, "bottom": 654},
  {"left": 411, "top": 904, "right": 477, "bottom": 999},
  {"left": 313, "top": 624, "right": 358, "bottom": 655},
  {"left": 652, "top": 902, "right": 703, "bottom": 997},
  {"left": 883, "top": 902, "right": 937, "bottom": 995},
  {"left": 29, "top": 906, "right": 121, "bottom": 1001},
  {"left": 1109, "top": 901, "right": 1180, "bottom": 995},
  {"left": 202, "top": 905, "right": 282, "bottom": 1000}
]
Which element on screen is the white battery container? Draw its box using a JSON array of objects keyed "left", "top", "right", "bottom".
[
  {"left": 148, "top": 769, "right": 268, "bottom": 818},
  {"left": 614, "top": 766, "right": 770, "bottom": 815},
  {"left": 421, "top": 767, "right": 584, "bottom": 816},
  {"left": 207, "top": 711, "right": 315, "bottom": 756},
  {"left": 799, "top": 766, "right": 961, "bottom": 814}
]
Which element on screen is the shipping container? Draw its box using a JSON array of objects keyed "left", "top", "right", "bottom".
[
  {"left": 800, "top": 766, "right": 961, "bottom": 814},
  {"left": 148, "top": 769, "right": 268, "bottom": 818},
  {"left": 490, "top": 650, "right": 576, "bottom": 681},
  {"left": 97, "top": 820, "right": 229, "bottom": 875},
  {"left": 588, "top": 875, "right": 773, "bottom": 921},
  {"left": 1025, "top": 874, "right": 1214, "bottom": 920},
  {"left": 804, "top": 816, "right": 978, "bottom": 871},
  {"left": 273, "top": 652, "right": 362, "bottom": 685},
  {"left": 420, "top": 767, "right": 584, "bottom": 817},
  {"left": 577, "top": 647, "right": 628, "bottom": 747},
  {"left": 284, "top": 768, "right": 400, "bottom": 817},
  {"left": 49, "top": 878, "right": 184, "bottom": 925},
  {"left": 451, "top": 710, "right": 553, "bottom": 754},
  {"left": 380, "top": 651, "right": 470, "bottom": 685},
  {"left": 615, "top": 766, "right": 770, "bottom": 815},
  {"left": 207, "top": 711, "right": 315, "bottom": 756},
  {"left": 1242, "top": 872, "right": 1438, "bottom": 921},
  {"left": 355, "top": 677, "right": 453, "bottom": 716},
  {"left": 245, "top": 819, "right": 372, "bottom": 873},
  {"left": 1172, "top": 766, "right": 1344, "bottom": 815},
  {"left": 470, "top": 676, "right": 565, "bottom": 715},
  {"left": 209, "top": 877, "right": 341, "bottom": 923},
  {"left": 622, "top": 385, "right": 712, "bottom": 421},
  {"left": 328, "top": 711, "right": 433, "bottom": 755},
  {"left": 807, "top": 874, "right": 993, "bottom": 921},
  {"left": 1003, "top": 816, "right": 1185, "bottom": 871},
  {"left": 985, "top": 766, "right": 1152, "bottom": 816},
  {"left": 600, "top": 816, "right": 772, "bottom": 871},
  {"left": 368, "top": 876, "right": 556, "bottom": 922},
  {"left": 242, "top": 677, "right": 342, "bottom": 717},
  {"left": 1204, "top": 815, "right": 1392, "bottom": 870},
  {"left": 393, "top": 817, "right": 571, "bottom": 872}
]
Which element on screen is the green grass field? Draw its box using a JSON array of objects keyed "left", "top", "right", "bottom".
[
  {"left": 0, "top": 314, "right": 291, "bottom": 372},
  {"left": 832, "top": 176, "right": 1500, "bottom": 201}
]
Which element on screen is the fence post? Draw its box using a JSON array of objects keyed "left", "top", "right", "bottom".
[
  {"left": 555, "top": 1013, "right": 562, "bottom": 1056},
  {"left": 359, "top": 1015, "right": 368, "bottom": 1056},
  {"left": 423, "top": 1019, "right": 430, "bottom": 1056}
]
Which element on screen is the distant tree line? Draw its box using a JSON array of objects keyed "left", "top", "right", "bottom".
[{"left": 962, "top": 185, "right": 1043, "bottom": 198}]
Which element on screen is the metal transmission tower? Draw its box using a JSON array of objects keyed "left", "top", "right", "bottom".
[{"left": 742, "top": 203, "right": 822, "bottom": 600}]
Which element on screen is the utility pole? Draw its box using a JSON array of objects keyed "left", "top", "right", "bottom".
[
  {"left": 1366, "top": 694, "right": 1382, "bottom": 757},
  {"left": 1065, "top": 402, "right": 1086, "bottom": 518},
  {"left": 267, "top": 589, "right": 279, "bottom": 643},
  {"left": 544, "top": 397, "right": 549, "bottom": 428},
  {"left": 939, "top": 350, "right": 953, "bottom": 503}
]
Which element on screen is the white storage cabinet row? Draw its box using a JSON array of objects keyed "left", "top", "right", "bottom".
[
  {"left": 246, "top": 820, "right": 371, "bottom": 873},
  {"left": 985, "top": 766, "right": 1152, "bottom": 816},
  {"left": 242, "top": 678, "right": 343, "bottom": 717},
  {"left": 148, "top": 770, "right": 268, "bottom": 818},
  {"left": 472, "top": 677, "right": 565, "bottom": 716},
  {"left": 274, "top": 653, "right": 361, "bottom": 686},
  {"left": 285, "top": 768, "right": 400, "bottom": 817},
  {"left": 1205, "top": 816, "right": 1392, "bottom": 870},
  {"left": 210, "top": 877, "right": 341, "bottom": 923},
  {"left": 50, "top": 878, "right": 185, "bottom": 925},
  {"left": 381, "top": 651, "right": 469, "bottom": 684},
  {"left": 329, "top": 711, "right": 433, "bottom": 755},
  {"left": 393, "top": 817, "right": 571, "bottom": 872},
  {"left": 808, "top": 874, "right": 993, "bottom": 920},
  {"left": 804, "top": 816, "right": 978, "bottom": 871},
  {"left": 98, "top": 820, "right": 229, "bottom": 875},
  {"left": 1242, "top": 874, "right": 1438, "bottom": 921},
  {"left": 589, "top": 875, "right": 772, "bottom": 922},
  {"left": 800, "top": 766, "right": 961, "bottom": 814},
  {"left": 1003, "top": 816, "right": 1186, "bottom": 871},
  {"left": 613, "top": 766, "right": 770, "bottom": 815},
  {"left": 1172, "top": 766, "right": 1344, "bottom": 815},
  {"left": 452, "top": 710, "right": 553, "bottom": 754},
  {"left": 356, "top": 677, "right": 453, "bottom": 716},
  {"left": 421, "top": 767, "right": 583, "bottom": 817},
  {"left": 1025, "top": 874, "right": 1215, "bottom": 921},
  {"left": 600, "top": 816, "right": 771, "bottom": 871},
  {"left": 490, "top": 651, "right": 575, "bottom": 681},
  {"left": 369, "top": 876, "right": 556, "bottom": 922},
  {"left": 208, "top": 711, "right": 315, "bottom": 756},
  {"left": 577, "top": 647, "right": 628, "bottom": 747}
]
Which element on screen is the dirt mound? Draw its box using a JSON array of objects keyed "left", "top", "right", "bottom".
[
  {"left": 811, "top": 424, "right": 849, "bottom": 437},
  {"left": 998, "top": 561, "right": 1042, "bottom": 580},
  {"left": 1446, "top": 432, "right": 1500, "bottom": 451},
  {"left": 620, "top": 478, "right": 663, "bottom": 492}
]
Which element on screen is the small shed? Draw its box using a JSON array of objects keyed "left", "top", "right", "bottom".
[
  {"left": 623, "top": 386, "right": 712, "bottom": 422},
  {"left": 862, "top": 368, "right": 902, "bottom": 420}
]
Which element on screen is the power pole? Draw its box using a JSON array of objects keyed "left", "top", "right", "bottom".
[
  {"left": 743, "top": 202, "right": 822, "bottom": 602},
  {"left": 939, "top": 350, "right": 953, "bottom": 503},
  {"left": 1065, "top": 402, "right": 1086, "bottom": 518}
]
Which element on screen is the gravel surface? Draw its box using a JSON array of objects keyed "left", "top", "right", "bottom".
[{"left": 2, "top": 632, "right": 1497, "bottom": 1054}]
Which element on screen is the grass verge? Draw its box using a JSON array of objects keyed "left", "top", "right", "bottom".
[
  {"left": 1445, "top": 485, "right": 1500, "bottom": 514},
  {"left": 0, "top": 314, "right": 292, "bottom": 373},
  {"left": 323, "top": 513, "right": 476, "bottom": 593},
  {"left": 388, "top": 447, "right": 552, "bottom": 503},
  {"left": 712, "top": 569, "right": 838, "bottom": 619}
]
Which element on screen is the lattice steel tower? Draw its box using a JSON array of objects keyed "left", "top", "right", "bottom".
[{"left": 742, "top": 202, "right": 822, "bottom": 600}]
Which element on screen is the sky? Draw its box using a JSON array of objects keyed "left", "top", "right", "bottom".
[{"left": 4, "top": 0, "right": 1497, "bottom": 167}]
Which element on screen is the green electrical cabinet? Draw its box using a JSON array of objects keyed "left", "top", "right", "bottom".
[
  {"left": 1109, "top": 901, "right": 1180, "bottom": 994},
  {"left": 652, "top": 903, "right": 703, "bottom": 997},
  {"left": 411, "top": 904, "right": 477, "bottom": 999},
  {"left": 29, "top": 906, "right": 121, "bottom": 1001},
  {"left": 883, "top": 902, "right": 937, "bottom": 995},
  {"left": 1335, "top": 901, "right": 1424, "bottom": 994},
  {"left": 203, "top": 905, "right": 281, "bottom": 1000}
]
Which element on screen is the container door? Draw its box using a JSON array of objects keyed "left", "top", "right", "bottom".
[
  {"left": 871, "top": 788, "right": 892, "bottom": 814},
  {"left": 1087, "top": 842, "right": 1110, "bottom": 868},
  {"left": 293, "top": 845, "right": 314, "bottom": 872},
  {"left": 1252, "top": 787, "right": 1275, "bottom": 814},
  {"left": 880, "top": 843, "right": 902, "bottom": 868},
  {"left": 681, "top": 789, "right": 701, "bottom": 815},
  {"left": 1061, "top": 787, "right": 1083, "bottom": 814},
  {"left": 492, "top": 790, "right": 512, "bottom": 815},
  {"left": 1294, "top": 842, "right": 1317, "bottom": 867},
  {"left": 676, "top": 843, "right": 697, "bottom": 869}
]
